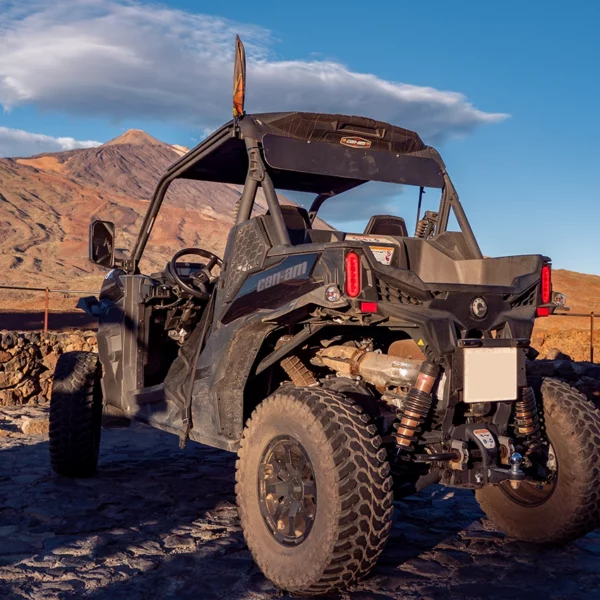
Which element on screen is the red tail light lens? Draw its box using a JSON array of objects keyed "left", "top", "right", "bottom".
[
  {"left": 537, "top": 307, "right": 550, "bottom": 317},
  {"left": 541, "top": 264, "right": 552, "bottom": 304},
  {"left": 345, "top": 251, "right": 361, "bottom": 297}
]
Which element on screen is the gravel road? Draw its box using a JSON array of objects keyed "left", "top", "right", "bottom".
[{"left": 1, "top": 406, "right": 600, "bottom": 600}]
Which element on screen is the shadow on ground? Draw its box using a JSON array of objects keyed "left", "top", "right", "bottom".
[
  {"left": 0, "top": 311, "right": 96, "bottom": 332},
  {"left": 1, "top": 424, "right": 599, "bottom": 600}
]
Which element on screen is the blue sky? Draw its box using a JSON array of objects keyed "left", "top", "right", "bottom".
[{"left": 1, "top": 1, "right": 599, "bottom": 274}]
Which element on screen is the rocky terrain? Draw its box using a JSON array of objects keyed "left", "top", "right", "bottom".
[
  {"left": 1, "top": 406, "right": 600, "bottom": 600},
  {"left": 0, "top": 337, "right": 598, "bottom": 597},
  {"left": 0, "top": 332, "right": 97, "bottom": 406}
]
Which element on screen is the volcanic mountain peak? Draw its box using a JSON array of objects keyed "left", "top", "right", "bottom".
[{"left": 103, "top": 129, "right": 164, "bottom": 147}]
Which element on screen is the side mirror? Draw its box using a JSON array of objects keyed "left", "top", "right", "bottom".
[{"left": 89, "top": 220, "right": 116, "bottom": 268}]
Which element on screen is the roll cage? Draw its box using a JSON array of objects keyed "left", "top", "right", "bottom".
[{"left": 126, "top": 111, "right": 482, "bottom": 272}]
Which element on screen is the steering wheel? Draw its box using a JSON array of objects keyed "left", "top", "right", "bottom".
[{"left": 167, "top": 248, "right": 223, "bottom": 300}]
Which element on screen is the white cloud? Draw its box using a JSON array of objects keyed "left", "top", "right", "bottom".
[
  {"left": 0, "top": 126, "right": 100, "bottom": 157},
  {"left": 0, "top": 1, "right": 508, "bottom": 144}
]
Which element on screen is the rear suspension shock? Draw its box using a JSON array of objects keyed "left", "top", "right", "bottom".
[
  {"left": 514, "top": 386, "right": 542, "bottom": 454},
  {"left": 415, "top": 219, "right": 427, "bottom": 238},
  {"left": 394, "top": 361, "right": 440, "bottom": 453}
]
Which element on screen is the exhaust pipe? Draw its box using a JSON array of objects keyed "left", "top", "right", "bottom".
[{"left": 316, "top": 345, "right": 422, "bottom": 389}]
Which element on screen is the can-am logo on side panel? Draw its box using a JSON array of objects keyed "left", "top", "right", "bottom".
[
  {"left": 340, "top": 136, "right": 372, "bottom": 149},
  {"left": 257, "top": 261, "right": 308, "bottom": 292}
]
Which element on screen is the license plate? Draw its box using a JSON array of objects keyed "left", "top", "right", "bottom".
[{"left": 463, "top": 347, "right": 518, "bottom": 403}]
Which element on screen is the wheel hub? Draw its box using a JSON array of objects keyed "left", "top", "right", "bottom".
[
  {"left": 501, "top": 441, "right": 558, "bottom": 506},
  {"left": 258, "top": 435, "right": 317, "bottom": 546}
]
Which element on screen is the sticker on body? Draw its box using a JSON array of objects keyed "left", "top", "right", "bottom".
[
  {"left": 473, "top": 429, "right": 496, "bottom": 450},
  {"left": 368, "top": 246, "right": 394, "bottom": 266},
  {"left": 344, "top": 234, "right": 395, "bottom": 266}
]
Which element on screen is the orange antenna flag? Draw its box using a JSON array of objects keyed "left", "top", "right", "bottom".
[{"left": 233, "top": 35, "right": 246, "bottom": 119}]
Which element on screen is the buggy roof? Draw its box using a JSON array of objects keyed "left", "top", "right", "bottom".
[{"left": 168, "top": 112, "right": 445, "bottom": 194}]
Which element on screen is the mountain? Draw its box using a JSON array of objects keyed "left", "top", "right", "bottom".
[{"left": 0, "top": 129, "right": 281, "bottom": 296}]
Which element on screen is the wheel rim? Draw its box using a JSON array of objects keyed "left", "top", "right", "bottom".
[
  {"left": 500, "top": 442, "right": 558, "bottom": 507},
  {"left": 258, "top": 435, "right": 317, "bottom": 546}
]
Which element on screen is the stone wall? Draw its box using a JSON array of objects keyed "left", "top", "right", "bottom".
[
  {"left": 0, "top": 331, "right": 97, "bottom": 406},
  {"left": 527, "top": 359, "right": 600, "bottom": 405}
]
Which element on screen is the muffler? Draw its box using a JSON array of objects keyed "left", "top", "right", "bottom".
[
  {"left": 317, "top": 345, "right": 441, "bottom": 455},
  {"left": 316, "top": 345, "right": 422, "bottom": 389}
]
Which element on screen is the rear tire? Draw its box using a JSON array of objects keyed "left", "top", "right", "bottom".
[
  {"left": 49, "top": 352, "right": 103, "bottom": 477},
  {"left": 476, "top": 378, "right": 600, "bottom": 544},
  {"left": 236, "top": 386, "right": 393, "bottom": 595}
]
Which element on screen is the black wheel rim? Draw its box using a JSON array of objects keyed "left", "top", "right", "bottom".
[
  {"left": 258, "top": 435, "right": 317, "bottom": 546},
  {"left": 500, "top": 442, "right": 558, "bottom": 507}
]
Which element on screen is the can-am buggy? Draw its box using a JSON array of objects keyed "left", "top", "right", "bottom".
[{"left": 50, "top": 38, "right": 600, "bottom": 596}]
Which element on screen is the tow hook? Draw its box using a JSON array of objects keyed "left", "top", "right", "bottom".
[{"left": 508, "top": 452, "right": 525, "bottom": 489}]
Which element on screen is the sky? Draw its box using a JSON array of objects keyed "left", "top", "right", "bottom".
[{"left": 0, "top": 0, "right": 599, "bottom": 275}]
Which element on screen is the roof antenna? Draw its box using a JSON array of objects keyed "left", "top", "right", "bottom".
[
  {"left": 415, "top": 186, "right": 425, "bottom": 231},
  {"left": 232, "top": 35, "right": 246, "bottom": 124}
]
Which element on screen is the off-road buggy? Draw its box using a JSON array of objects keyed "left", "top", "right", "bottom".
[{"left": 50, "top": 38, "right": 600, "bottom": 596}]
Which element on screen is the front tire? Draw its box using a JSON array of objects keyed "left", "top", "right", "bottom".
[
  {"left": 476, "top": 378, "right": 600, "bottom": 544},
  {"left": 236, "top": 386, "right": 393, "bottom": 595},
  {"left": 49, "top": 351, "right": 103, "bottom": 477}
]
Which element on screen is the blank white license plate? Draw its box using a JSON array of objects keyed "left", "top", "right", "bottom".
[{"left": 463, "top": 347, "right": 518, "bottom": 403}]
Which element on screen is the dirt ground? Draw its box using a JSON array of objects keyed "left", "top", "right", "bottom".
[{"left": 1, "top": 406, "right": 599, "bottom": 600}]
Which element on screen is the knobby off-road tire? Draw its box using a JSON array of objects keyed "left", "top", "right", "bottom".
[
  {"left": 236, "top": 386, "right": 393, "bottom": 595},
  {"left": 476, "top": 378, "right": 600, "bottom": 544},
  {"left": 49, "top": 351, "right": 103, "bottom": 477}
]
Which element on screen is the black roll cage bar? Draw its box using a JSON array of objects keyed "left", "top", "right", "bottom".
[{"left": 126, "top": 117, "right": 482, "bottom": 272}]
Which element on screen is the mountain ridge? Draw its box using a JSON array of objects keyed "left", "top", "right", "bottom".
[{"left": 0, "top": 130, "right": 248, "bottom": 293}]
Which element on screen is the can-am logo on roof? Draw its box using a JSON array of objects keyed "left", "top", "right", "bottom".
[{"left": 340, "top": 136, "right": 372, "bottom": 149}]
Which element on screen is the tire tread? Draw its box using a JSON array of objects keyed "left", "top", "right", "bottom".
[
  {"left": 476, "top": 377, "right": 600, "bottom": 544},
  {"left": 49, "top": 351, "right": 102, "bottom": 478},
  {"left": 236, "top": 386, "right": 393, "bottom": 595}
]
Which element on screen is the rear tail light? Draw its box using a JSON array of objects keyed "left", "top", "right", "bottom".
[
  {"left": 541, "top": 264, "right": 552, "bottom": 304},
  {"left": 345, "top": 251, "right": 361, "bottom": 298},
  {"left": 537, "top": 307, "right": 550, "bottom": 317}
]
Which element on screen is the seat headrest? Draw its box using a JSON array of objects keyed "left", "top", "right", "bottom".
[
  {"left": 364, "top": 215, "right": 408, "bottom": 237},
  {"left": 279, "top": 205, "right": 312, "bottom": 230}
]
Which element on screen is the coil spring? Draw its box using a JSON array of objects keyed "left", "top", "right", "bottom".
[
  {"left": 280, "top": 354, "right": 318, "bottom": 387},
  {"left": 415, "top": 219, "right": 427, "bottom": 238},
  {"left": 394, "top": 388, "right": 433, "bottom": 452},
  {"left": 514, "top": 386, "right": 542, "bottom": 453}
]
